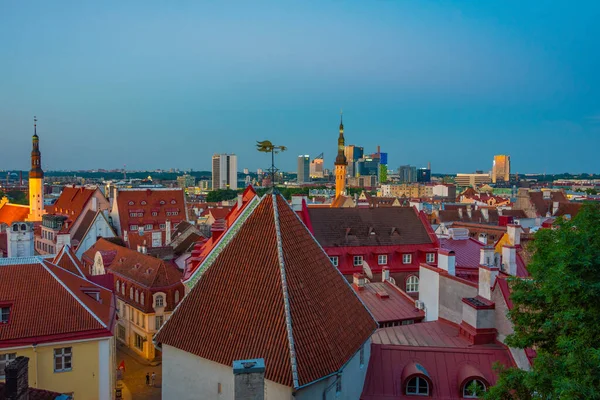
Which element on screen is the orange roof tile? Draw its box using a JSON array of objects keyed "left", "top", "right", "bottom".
[
  {"left": 156, "top": 193, "right": 377, "bottom": 388},
  {"left": 0, "top": 257, "right": 114, "bottom": 347},
  {"left": 115, "top": 188, "right": 186, "bottom": 233},
  {"left": 0, "top": 204, "right": 30, "bottom": 225}
]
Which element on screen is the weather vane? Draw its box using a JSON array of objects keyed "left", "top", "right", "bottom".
[{"left": 256, "top": 140, "right": 287, "bottom": 188}]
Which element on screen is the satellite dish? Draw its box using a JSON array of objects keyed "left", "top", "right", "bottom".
[{"left": 362, "top": 262, "right": 373, "bottom": 280}]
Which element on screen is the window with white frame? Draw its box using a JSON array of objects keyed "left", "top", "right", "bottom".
[
  {"left": 336, "top": 374, "right": 342, "bottom": 395},
  {"left": 0, "top": 353, "right": 16, "bottom": 379},
  {"left": 152, "top": 212, "right": 158, "bottom": 217},
  {"left": 353, "top": 255, "right": 363, "bottom": 267},
  {"left": 329, "top": 256, "right": 339, "bottom": 267},
  {"left": 134, "top": 333, "right": 144, "bottom": 350},
  {"left": 145, "top": 224, "right": 152, "bottom": 230},
  {"left": 135, "top": 290, "right": 139, "bottom": 303},
  {"left": 121, "top": 283, "right": 125, "bottom": 295},
  {"left": 463, "top": 379, "right": 487, "bottom": 398},
  {"left": 141, "top": 293, "right": 145, "bottom": 306},
  {"left": 402, "top": 254, "right": 412, "bottom": 264},
  {"left": 378, "top": 254, "right": 388, "bottom": 265},
  {"left": 406, "top": 275, "right": 419, "bottom": 293},
  {"left": 137, "top": 213, "right": 143, "bottom": 217},
  {"left": 140, "top": 314, "right": 145, "bottom": 328},
  {"left": 159, "top": 223, "right": 166, "bottom": 229},
  {"left": 426, "top": 253, "right": 435, "bottom": 263},
  {"left": 172, "top": 211, "right": 179, "bottom": 216},
  {"left": 53, "top": 347, "right": 72, "bottom": 372},
  {"left": 130, "top": 287, "right": 134, "bottom": 300},
  {"left": 129, "top": 212, "right": 136, "bottom": 218},
  {"left": 155, "top": 315, "right": 164, "bottom": 330},
  {"left": 1, "top": 307, "right": 10, "bottom": 324},
  {"left": 174, "top": 290, "right": 180, "bottom": 303},
  {"left": 130, "top": 225, "right": 138, "bottom": 231},
  {"left": 406, "top": 376, "right": 429, "bottom": 396},
  {"left": 116, "top": 280, "right": 120, "bottom": 292},
  {"left": 166, "top": 212, "right": 171, "bottom": 217},
  {"left": 155, "top": 295, "right": 164, "bottom": 308}
]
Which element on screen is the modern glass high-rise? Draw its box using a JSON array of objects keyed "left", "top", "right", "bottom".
[
  {"left": 297, "top": 155, "right": 310, "bottom": 183},
  {"left": 398, "top": 165, "right": 418, "bottom": 183},
  {"left": 344, "top": 145, "right": 364, "bottom": 177},
  {"left": 212, "top": 154, "right": 238, "bottom": 190},
  {"left": 310, "top": 153, "right": 324, "bottom": 178},
  {"left": 492, "top": 155, "right": 510, "bottom": 183}
]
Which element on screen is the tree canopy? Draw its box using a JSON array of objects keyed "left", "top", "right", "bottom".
[{"left": 486, "top": 203, "right": 600, "bottom": 399}]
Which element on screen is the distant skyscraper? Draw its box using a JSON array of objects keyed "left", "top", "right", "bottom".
[
  {"left": 212, "top": 154, "right": 238, "bottom": 190},
  {"left": 310, "top": 153, "right": 324, "bottom": 178},
  {"left": 243, "top": 168, "right": 249, "bottom": 175},
  {"left": 344, "top": 145, "right": 364, "bottom": 177},
  {"left": 398, "top": 165, "right": 418, "bottom": 183},
  {"left": 492, "top": 155, "right": 511, "bottom": 183},
  {"left": 417, "top": 168, "right": 431, "bottom": 183},
  {"left": 297, "top": 155, "right": 310, "bottom": 183}
]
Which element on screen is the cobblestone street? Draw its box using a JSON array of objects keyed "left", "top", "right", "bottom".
[{"left": 117, "top": 343, "right": 162, "bottom": 400}]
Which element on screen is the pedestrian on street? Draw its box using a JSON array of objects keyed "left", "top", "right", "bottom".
[
  {"left": 145, "top": 372, "right": 150, "bottom": 386},
  {"left": 151, "top": 372, "right": 156, "bottom": 387}
]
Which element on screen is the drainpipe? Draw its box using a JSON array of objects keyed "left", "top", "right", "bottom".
[{"left": 32, "top": 344, "right": 38, "bottom": 388}]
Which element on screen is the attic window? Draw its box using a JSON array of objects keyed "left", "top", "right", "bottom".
[
  {"left": 1, "top": 306, "right": 10, "bottom": 324},
  {"left": 129, "top": 201, "right": 134, "bottom": 205},
  {"left": 83, "top": 290, "right": 101, "bottom": 302},
  {"left": 171, "top": 199, "right": 176, "bottom": 204},
  {"left": 146, "top": 268, "right": 153, "bottom": 274},
  {"left": 141, "top": 201, "right": 147, "bottom": 205},
  {"left": 463, "top": 379, "right": 487, "bottom": 398},
  {"left": 160, "top": 200, "right": 166, "bottom": 205},
  {"left": 133, "top": 263, "right": 141, "bottom": 269},
  {"left": 368, "top": 227, "right": 375, "bottom": 235}
]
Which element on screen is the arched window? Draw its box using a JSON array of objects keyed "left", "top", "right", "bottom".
[
  {"left": 406, "top": 275, "right": 419, "bottom": 293},
  {"left": 463, "top": 379, "right": 486, "bottom": 398},
  {"left": 175, "top": 290, "right": 180, "bottom": 304},
  {"left": 116, "top": 281, "right": 120, "bottom": 292},
  {"left": 20, "top": 224, "right": 26, "bottom": 231},
  {"left": 155, "top": 295, "right": 164, "bottom": 308},
  {"left": 130, "top": 287, "right": 134, "bottom": 300},
  {"left": 135, "top": 290, "right": 139, "bottom": 303},
  {"left": 121, "top": 283, "right": 125, "bottom": 295},
  {"left": 406, "top": 376, "right": 429, "bottom": 396},
  {"left": 12, "top": 224, "right": 18, "bottom": 232},
  {"left": 141, "top": 293, "right": 145, "bottom": 306}
]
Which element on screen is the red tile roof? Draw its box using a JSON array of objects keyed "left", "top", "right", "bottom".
[
  {"left": 354, "top": 281, "right": 424, "bottom": 324},
  {"left": 83, "top": 238, "right": 182, "bottom": 289},
  {"left": 115, "top": 188, "right": 186, "bottom": 234},
  {"left": 46, "top": 186, "right": 102, "bottom": 233},
  {"left": 439, "top": 237, "right": 484, "bottom": 269},
  {"left": 0, "top": 204, "right": 30, "bottom": 225},
  {"left": 363, "top": 321, "right": 515, "bottom": 399},
  {"left": 52, "top": 244, "right": 86, "bottom": 277},
  {"left": 0, "top": 382, "right": 65, "bottom": 400},
  {"left": 156, "top": 193, "right": 378, "bottom": 388},
  {"left": 0, "top": 258, "right": 114, "bottom": 348}
]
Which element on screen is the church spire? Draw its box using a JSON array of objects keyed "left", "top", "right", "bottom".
[
  {"left": 335, "top": 110, "right": 347, "bottom": 166},
  {"left": 30, "top": 116, "right": 43, "bottom": 179}
]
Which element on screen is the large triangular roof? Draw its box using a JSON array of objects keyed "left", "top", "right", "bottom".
[{"left": 155, "top": 193, "right": 377, "bottom": 388}]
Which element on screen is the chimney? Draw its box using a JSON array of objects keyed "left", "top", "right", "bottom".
[
  {"left": 502, "top": 245, "right": 518, "bottom": 276},
  {"left": 459, "top": 297, "right": 497, "bottom": 345},
  {"left": 353, "top": 273, "right": 366, "bottom": 291},
  {"left": 409, "top": 200, "right": 423, "bottom": 212},
  {"left": 291, "top": 195, "right": 308, "bottom": 212},
  {"left": 552, "top": 201, "right": 560, "bottom": 216},
  {"left": 457, "top": 208, "right": 463, "bottom": 220},
  {"left": 381, "top": 267, "right": 390, "bottom": 282},
  {"left": 5, "top": 356, "right": 29, "bottom": 400},
  {"left": 238, "top": 193, "right": 243, "bottom": 209},
  {"left": 478, "top": 265, "right": 499, "bottom": 301},
  {"left": 481, "top": 208, "right": 489, "bottom": 222},
  {"left": 479, "top": 246, "right": 495, "bottom": 266},
  {"left": 466, "top": 205, "right": 472, "bottom": 219},
  {"left": 92, "top": 196, "right": 98, "bottom": 212},
  {"left": 437, "top": 249, "right": 456, "bottom": 276},
  {"left": 138, "top": 241, "right": 147, "bottom": 254},
  {"left": 543, "top": 190, "right": 551, "bottom": 200},
  {"left": 233, "top": 358, "right": 265, "bottom": 400},
  {"left": 506, "top": 224, "right": 521, "bottom": 246},
  {"left": 166, "top": 220, "right": 172, "bottom": 243}
]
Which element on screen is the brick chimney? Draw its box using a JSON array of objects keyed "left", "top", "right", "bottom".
[
  {"left": 353, "top": 273, "right": 366, "bottom": 291},
  {"left": 233, "top": 358, "right": 265, "bottom": 400},
  {"left": 437, "top": 249, "right": 456, "bottom": 276},
  {"left": 506, "top": 224, "right": 521, "bottom": 246},
  {"left": 4, "top": 356, "right": 29, "bottom": 400},
  {"left": 478, "top": 264, "right": 499, "bottom": 301}
]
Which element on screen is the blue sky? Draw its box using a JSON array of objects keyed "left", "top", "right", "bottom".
[{"left": 1, "top": 1, "right": 599, "bottom": 173}]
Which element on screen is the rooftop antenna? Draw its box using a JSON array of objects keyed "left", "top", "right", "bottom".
[
  {"left": 256, "top": 140, "right": 287, "bottom": 189},
  {"left": 123, "top": 164, "right": 127, "bottom": 180}
]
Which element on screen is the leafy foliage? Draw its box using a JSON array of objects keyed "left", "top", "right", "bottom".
[{"left": 486, "top": 203, "right": 600, "bottom": 400}]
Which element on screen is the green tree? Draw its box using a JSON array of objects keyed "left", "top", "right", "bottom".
[
  {"left": 206, "top": 189, "right": 238, "bottom": 203},
  {"left": 486, "top": 203, "right": 600, "bottom": 400}
]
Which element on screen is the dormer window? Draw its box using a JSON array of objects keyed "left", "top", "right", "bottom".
[
  {"left": 378, "top": 254, "right": 388, "bottom": 265},
  {"left": 426, "top": 253, "right": 435, "bottom": 263},
  {"left": 155, "top": 295, "right": 164, "bottom": 308},
  {"left": 141, "top": 201, "right": 147, "bottom": 205},
  {"left": 403, "top": 254, "right": 412, "bottom": 264},
  {"left": 83, "top": 289, "right": 100, "bottom": 301},
  {"left": 160, "top": 200, "right": 166, "bottom": 205},
  {"left": 329, "top": 256, "right": 339, "bottom": 267},
  {"left": 1, "top": 306, "right": 10, "bottom": 323},
  {"left": 128, "top": 201, "right": 135, "bottom": 205},
  {"left": 171, "top": 199, "right": 176, "bottom": 204},
  {"left": 406, "top": 376, "right": 429, "bottom": 396},
  {"left": 463, "top": 379, "right": 487, "bottom": 398},
  {"left": 130, "top": 225, "right": 138, "bottom": 231},
  {"left": 353, "top": 256, "right": 363, "bottom": 267},
  {"left": 152, "top": 212, "right": 158, "bottom": 217}
]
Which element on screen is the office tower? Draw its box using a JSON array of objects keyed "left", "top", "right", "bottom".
[
  {"left": 398, "top": 165, "right": 418, "bottom": 184},
  {"left": 297, "top": 155, "right": 310, "bottom": 183},
  {"left": 417, "top": 168, "right": 431, "bottom": 183},
  {"left": 243, "top": 168, "right": 249, "bottom": 175},
  {"left": 310, "top": 153, "right": 324, "bottom": 178},
  {"left": 212, "top": 153, "right": 238, "bottom": 190},
  {"left": 344, "top": 145, "right": 364, "bottom": 177},
  {"left": 492, "top": 155, "right": 511, "bottom": 183}
]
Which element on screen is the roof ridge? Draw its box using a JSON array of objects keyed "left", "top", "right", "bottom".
[
  {"left": 0, "top": 256, "right": 44, "bottom": 266},
  {"left": 40, "top": 260, "right": 107, "bottom": 329},
  {"left": 272, "top": 193, "right": 300, "bottom": 389},
  {"left": 64, "top": 244, "right": 86, "bottom": 277}
]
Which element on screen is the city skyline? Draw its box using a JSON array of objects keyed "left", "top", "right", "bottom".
[{"left": 1, "top": 1, "right": 599, "bottom": 173}]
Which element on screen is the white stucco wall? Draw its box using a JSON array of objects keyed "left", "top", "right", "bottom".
[
  {"left": 76, "top": 213, "right": 116, "bottom": 259},
  {"left": 419, "top": 266, "right": 440, "bottom": 321},
  {"left": 161, "top": 341, "right": 370, "bottom": 400},
  {"left": 439, "top": 275, "right": 478, "bottom": 324}
]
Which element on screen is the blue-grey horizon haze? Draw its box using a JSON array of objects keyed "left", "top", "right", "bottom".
[{"left": 1, "top": 1, "right": 599, "bottom": 174}]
